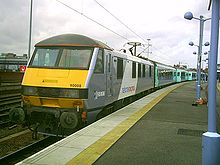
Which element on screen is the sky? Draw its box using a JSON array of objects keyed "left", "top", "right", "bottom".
[{"left": 0, "top": 0, "right": 218, "bottom": 69}]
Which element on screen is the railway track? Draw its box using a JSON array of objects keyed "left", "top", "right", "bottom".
[
  {"left": 0, "top": 136, "right": 62, "bottom": 165},
  {"left": 0, "top": 82, "right": 22, "bottom": 127}
]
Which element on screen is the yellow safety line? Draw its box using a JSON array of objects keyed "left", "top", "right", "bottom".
[{"left": 66, "top": 83, "right": 185, "bottom": 165}]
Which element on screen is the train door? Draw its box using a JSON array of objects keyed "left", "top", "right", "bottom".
[
  {"left": 106, "top": 52, "right": 113, "bottom": 97},
  {"left": 154, "top": 64, "right": 159, "bottom": 87}
]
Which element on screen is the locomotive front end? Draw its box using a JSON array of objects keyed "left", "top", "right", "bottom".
[
  {"left": 22, "top": 70, "right": 89, "bottom": 136},
  {"left": 8, "top": 34, "right": 112, "bottom": 136},
  {"left": 10, "top": 34, "right": 106, "bottom": 136}
]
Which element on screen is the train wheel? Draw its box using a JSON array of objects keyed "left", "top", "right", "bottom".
[{"left": 60, "top": 112, "right": 78, "bottom": 129}]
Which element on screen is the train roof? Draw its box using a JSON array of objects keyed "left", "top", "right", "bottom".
[
  {"left": 113, "top": 51, "right": 154, "bottom": 66},
  {"left": 35, "top": 34, "right": 113, "bottom": 50},
  {"left": 139, "top": 56, "right": 175, "bottom": 70}
]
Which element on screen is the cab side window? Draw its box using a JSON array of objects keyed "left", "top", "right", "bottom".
[
  {"left": 117, "top": 58, "right": 124, "bottom": 79},
  {"left": 138, "top": 63, "right": 141, "bottom": 78},
  {"left": 132, "top": 62, "right": 136, "bottom": 78},
  {"left": 94, "top": 49, "right": 104, "bottom": 73}
]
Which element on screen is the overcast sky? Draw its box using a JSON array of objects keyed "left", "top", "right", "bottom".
[{"left": 0, "top": 0, "right": 218, "bottom": 68}]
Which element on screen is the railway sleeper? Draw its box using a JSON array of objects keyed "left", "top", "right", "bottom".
[{"left": 0, "top": 99, "right": 22, "bottom": 107}]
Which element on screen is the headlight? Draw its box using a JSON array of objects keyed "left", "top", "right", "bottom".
[
  {"left": 60, "top": 89, "right": 79, "bottom": 98},
  {"left": 59, "top": 89, "right": 88, "bottom": 99},
  {"left": 22, "top": 86, "right": 38, "bottom": 96}
]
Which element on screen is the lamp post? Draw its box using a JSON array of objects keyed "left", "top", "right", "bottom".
[
  {"left": 202, "top": 0, "right": 220, "bottom": 164},
  {"left": 189, "top": 42, "right": 199, "bottom": 96},
  {"left": 193, "top": 52, "right": 208, "bottom": 82},
  {"left": 184, "top": 12, "right": 211, "bottom": 101},
  {"left": 188, "top": 41, "right": 209, "bottom": 100}
]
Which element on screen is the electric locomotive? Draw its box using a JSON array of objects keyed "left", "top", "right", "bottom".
[{"left": 10, "top": 34, "right": 157, "bottom": 136}]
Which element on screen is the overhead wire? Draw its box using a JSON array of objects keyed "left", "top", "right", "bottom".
[
  {"left": 93, "top": 0, "right": 148, "bottom": 43},
  {"left": 55, "top": 0, "right": 130, "bottom": 41},
  {"left": 93, "top": 0, "right": 171, "bottom": 62},
  {"left": 151, "top": 46, "right": 173, "bottom": 63},
  {"left": 56, "top": 0, "right": 170, "bottom": 63}
]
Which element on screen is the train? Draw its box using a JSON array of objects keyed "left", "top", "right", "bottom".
[{"left": 9, "top": 34, "right": 197, "bottom": 137}]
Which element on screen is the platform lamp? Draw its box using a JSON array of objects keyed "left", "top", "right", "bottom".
[
  {"left": 184, "top": 12, "right": 210, "bottom": 101},
  {"left": 188, "top": 41, "right": 209, "bottom": 101}
]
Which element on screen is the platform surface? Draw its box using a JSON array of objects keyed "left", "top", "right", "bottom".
[
  {"left": 94, "top": 82, "right": 220, "bottom": 165},
  {"left": 17, "top": 82, "right": 220, "bottom": 165}
]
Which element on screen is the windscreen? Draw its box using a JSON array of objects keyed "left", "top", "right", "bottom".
[{"left": 30, "top": 47, "right": 93, "bottom": 69}]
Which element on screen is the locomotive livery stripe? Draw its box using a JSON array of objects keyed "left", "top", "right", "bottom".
[{"left": 118, "top": 58, "right": 137, "bottom": 99}]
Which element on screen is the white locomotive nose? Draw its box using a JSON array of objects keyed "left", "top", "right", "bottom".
[{"left": 60, "top": 112, "right": 78, "bottom": 129}]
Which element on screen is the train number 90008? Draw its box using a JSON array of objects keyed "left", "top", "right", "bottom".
[{"left": 70, "top": 84, "right": 81, "bottom": 87}]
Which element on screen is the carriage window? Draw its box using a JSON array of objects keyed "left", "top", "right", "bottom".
[
  {"left": 108, "top": 54, "right": 111, "bottom": 72},
  {"left": 149, "top": 65, "right": 152, "bottom": 77},
  {"left": 117, "top": 58, "right": 123, "bottom": 79},
  {"left": 181, "top": 72, "right": 185, "bottom": 79},
  {"left": 132, "top": 62, "right": 136, "bottom": 78},
  {"left": 142, "top": 64, "right": 146, "bottom": 77},
  {"left": 94, "top": 49, "right": 104, "bottom": 73},
  {"left": 138, "top": 63, "right": 141, "bottom": 78}
]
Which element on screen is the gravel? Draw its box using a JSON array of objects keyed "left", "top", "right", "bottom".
[{"left": 0, "top": 126, "right": 44, "bottom": 158}]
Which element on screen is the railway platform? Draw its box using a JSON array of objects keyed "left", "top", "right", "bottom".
[{"left": 17, "top": 81, "right": 220, "bottom": 165}]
